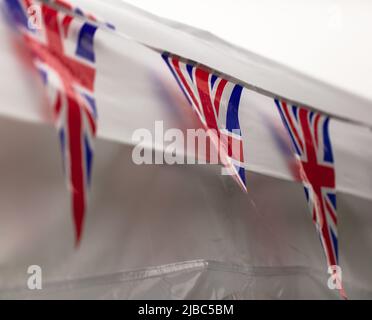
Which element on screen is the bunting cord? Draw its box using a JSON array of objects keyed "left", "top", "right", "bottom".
[{"left": 36, "top": 0, "right": 372, "bottom": 132}]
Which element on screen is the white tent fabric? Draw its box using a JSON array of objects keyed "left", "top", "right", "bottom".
[
  {"left": 1, "top": 117, "right": 372, "bottom": 299},
  {"left": 0, "top": 0, "right": 372, "bottom": 299}
]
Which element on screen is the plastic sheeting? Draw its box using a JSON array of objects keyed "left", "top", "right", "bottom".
[{"left": 0, "top": 118, "right": 372, "bottom": 299}]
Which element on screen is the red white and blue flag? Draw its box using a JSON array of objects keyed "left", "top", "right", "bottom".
[
  {"left": 5, "top": 0, "right": 102, "bottom": 244},
  {"left": 162, "top": 53, "right": 246, "bottom": 190},
  {"left": 275, "top": 99, "right": 339, "bottom": 273}
]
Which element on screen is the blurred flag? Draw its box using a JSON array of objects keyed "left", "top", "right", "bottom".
[{"left": 4, "top": 0, "right": 109, "bottom": 244}]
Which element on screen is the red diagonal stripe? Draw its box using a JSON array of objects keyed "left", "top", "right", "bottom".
[{"left": 171, "top": 58, "right": 201, "bottom": 112}]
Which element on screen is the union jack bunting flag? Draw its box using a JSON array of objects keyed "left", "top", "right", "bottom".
[
  {"left": 275, "top": 99, "right": 342, "bottom": 288},
  {"left": 162, "top": 53, "right": 246, "bottom": 190},
  {"left": 5, "top": 0, "right": 102, "bottom": 244}
]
